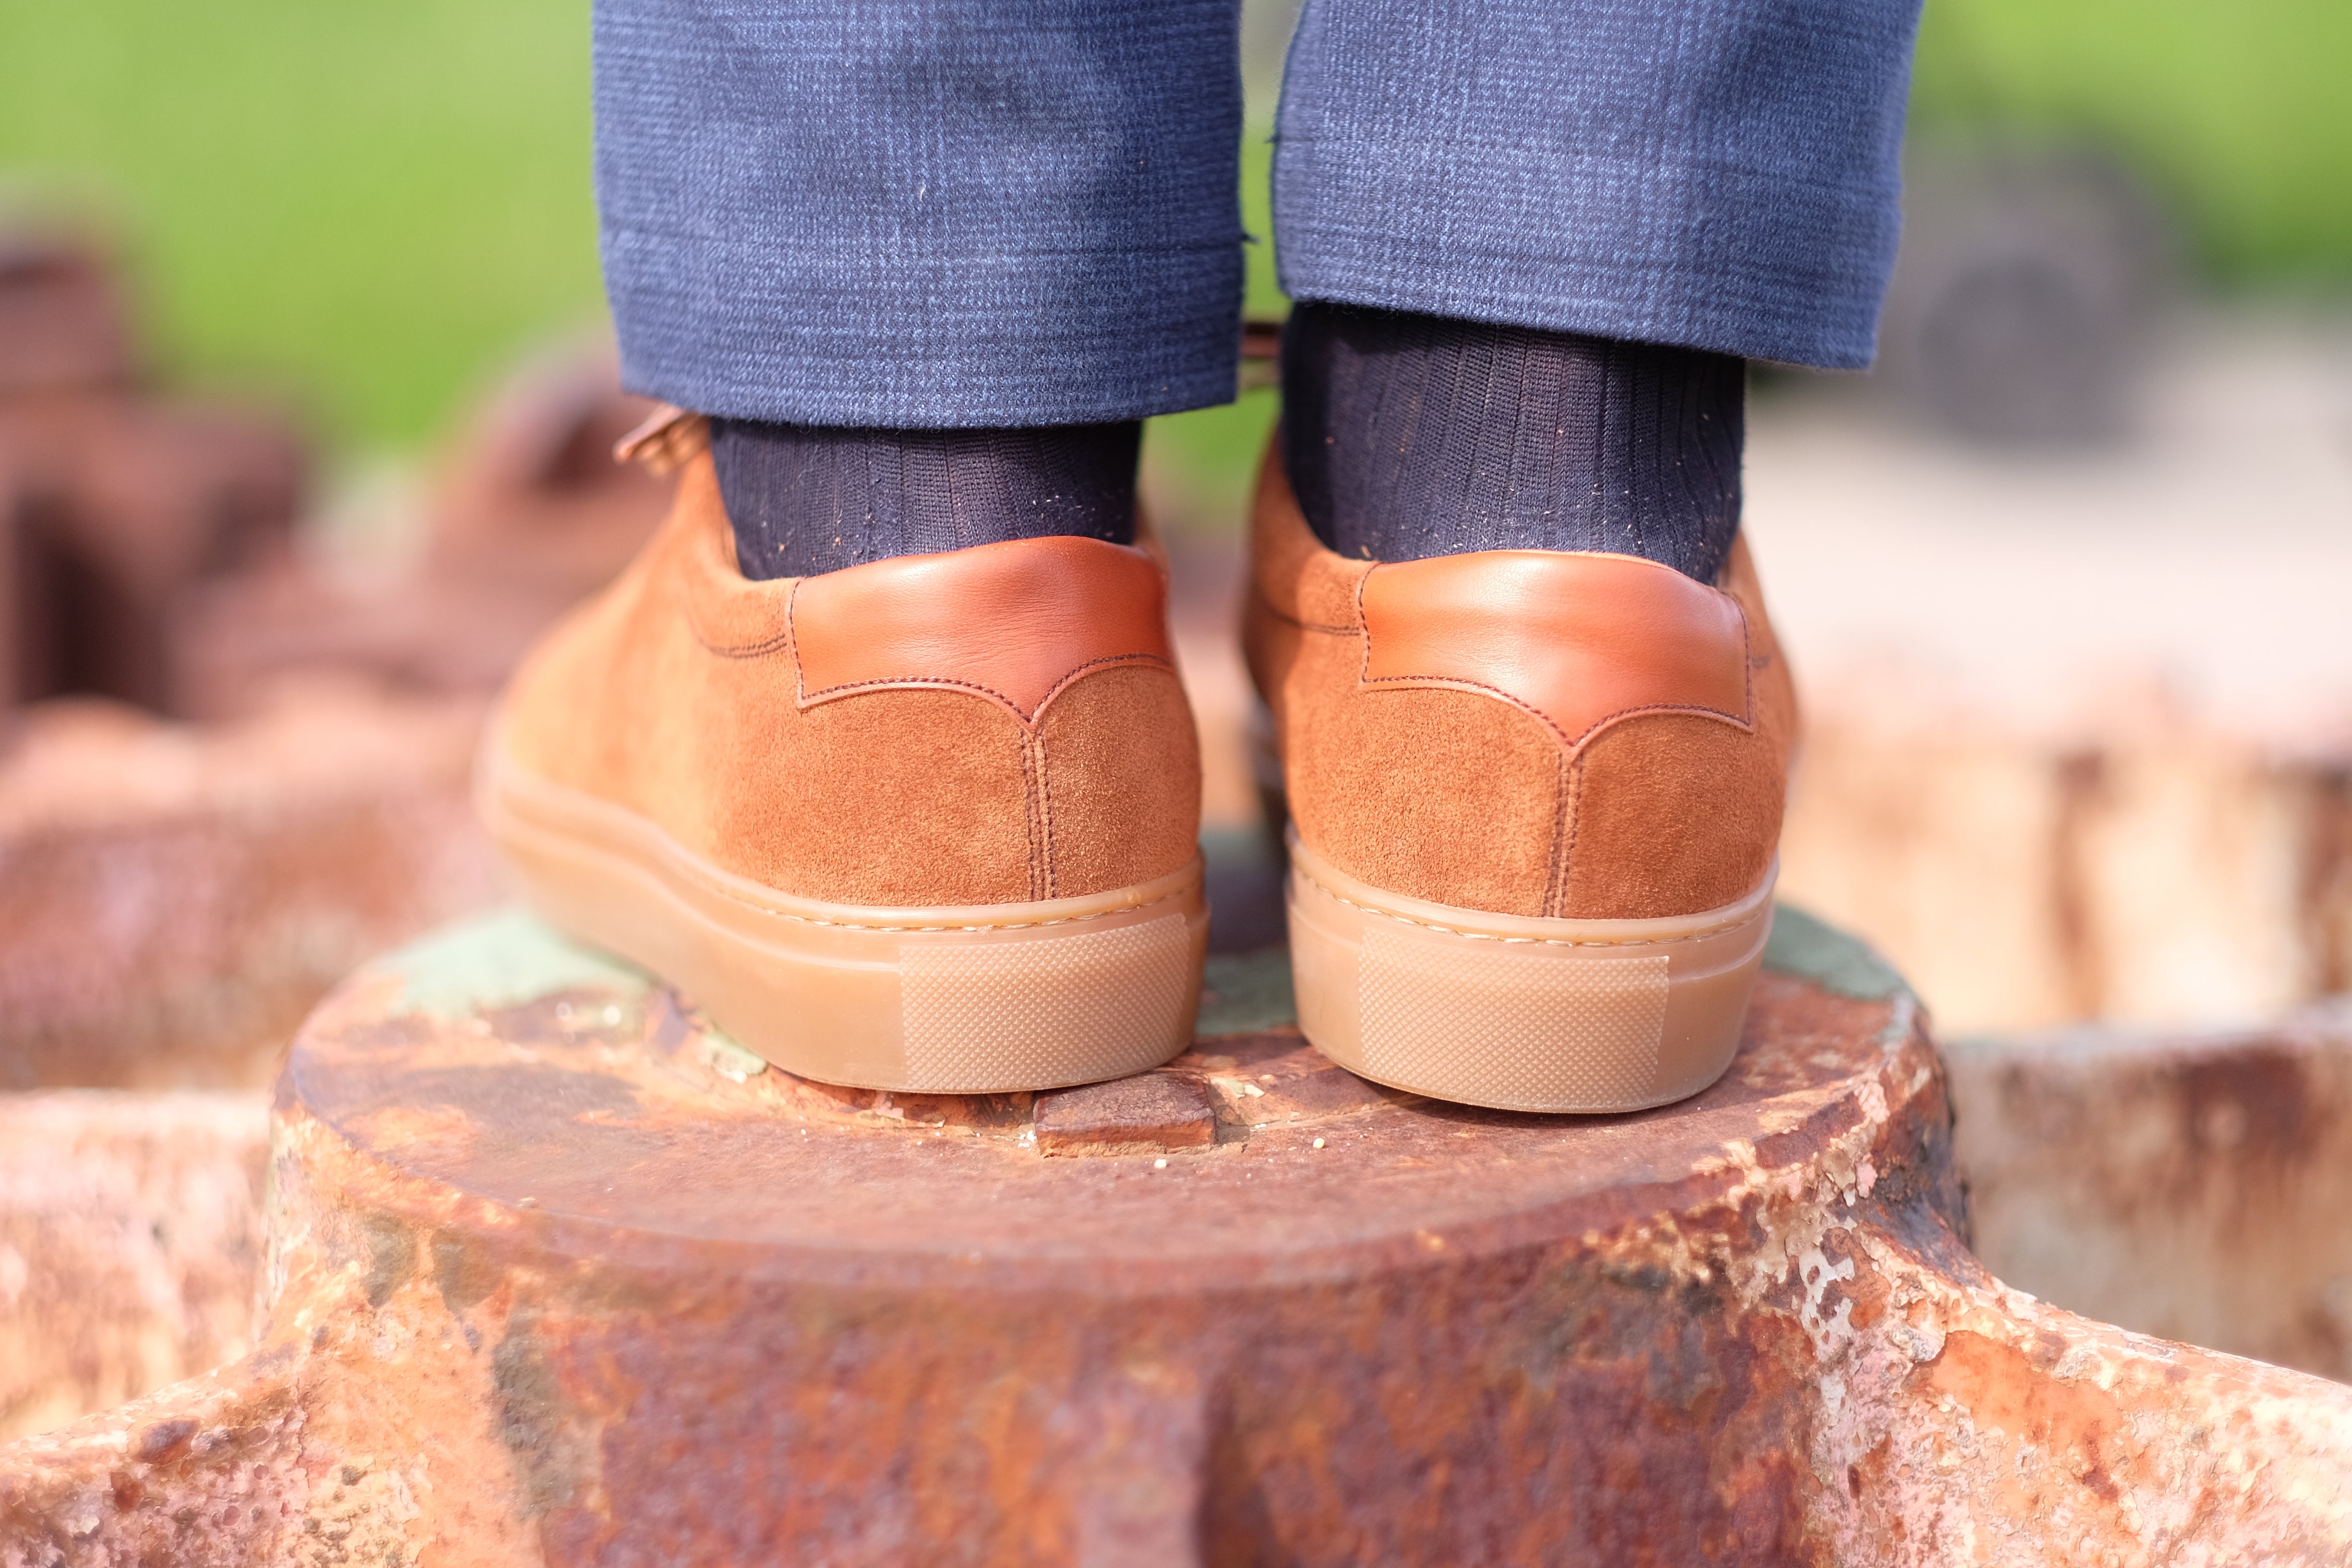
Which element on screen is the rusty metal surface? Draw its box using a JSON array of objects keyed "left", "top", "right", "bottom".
[
  {"left": 0, "top": 1091, "right": 267, "bottom": 1442},
  {"left": 1035, "top": 1070, "right": 1218, "bottom": 1155},
  {"left": 171, "top": 344, "right": 670, "bottom": 722},
  {"left": 4, "top": 906, "right": 2347, "bottom": 1565},
  {"left": 0, "top": 694, "right": 502, "bottom": 1090},
  {"left": 0, "top": 392, "right": 304, "bottom": 713},
  {"left": 419, "top": 342, "right": 668, "bottom": 602},
  {"left": 0, "top": 228, "right": 306, "bottom": 718},
  {"left": 1779, "top": 717, "right": 2352, "bottom": 1037},
  {"left": 0, "top": 238, "right": 136, "bottom": 399},
  {"left": 0, "top": 234, "right": 660, "bottom": 725},
  {"left": 1949, "top": 1001, "right": 2352, "bottom": 1382}
]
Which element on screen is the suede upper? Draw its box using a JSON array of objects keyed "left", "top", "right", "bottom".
[
  {"left": 1244, "top": 442, "right": 1797, "bottom": 921},
  {"left": 500, "top": 450, "right": 1201, "bottom": 907}
]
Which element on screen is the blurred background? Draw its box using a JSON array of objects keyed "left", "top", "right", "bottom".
[
  {"left": 10, "top": 0, "right": 2348, "bottom": 1035},
  {"left": 4, "top": 0, "right": 2352, "bottom": 1436},
  {"left": 3, "top": 0, "right": 2352, "bottom": 1042}
]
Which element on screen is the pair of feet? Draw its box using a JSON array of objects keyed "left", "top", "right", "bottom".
[{"left": 478, "top": 416, "right": 1793, "bottom": 1114}]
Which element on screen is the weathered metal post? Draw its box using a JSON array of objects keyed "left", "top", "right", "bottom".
[{"left": 3, "top": 906, "right": 2349, "bottom": 1565}]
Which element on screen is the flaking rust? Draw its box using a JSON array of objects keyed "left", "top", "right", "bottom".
[{"left": 3, "top": 907, "right": 2348, "bottom": 1566}]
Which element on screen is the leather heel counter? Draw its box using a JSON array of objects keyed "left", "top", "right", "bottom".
[
  {"left": 1033, "top": 664, "right": 1202, "bottom": 898},
  {"left": 1248, "top": 436, "right": 1792, "bottom": 926},
  {"left": 1246, "top": 550, "right": 1564, "bottom": 918},
  {"left": 759, "top": 526, "right": 1189, "bottom": 906}
]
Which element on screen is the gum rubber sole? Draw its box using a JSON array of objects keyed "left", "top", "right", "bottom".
[
  {"left": 478, "top": 737, "right": 1207, "bottom": 1094},
  {"left": 1285, "top": 831, "right": 1773, "bottom": 1113}
]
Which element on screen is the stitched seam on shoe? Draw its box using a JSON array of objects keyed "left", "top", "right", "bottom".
[
  {"left": 1024, "top": 730, "right": 1042, "bottom": 901},
  {"left": 1035, "top": 732, "right": 1058, "bottom": 901},
  {"left": 685, "top": 582, "right": 1177, "bottom": 715},
  {"left": 1019, "top": 731, "right": 1047, "bottom": 902},
  {"left": 691, "top": 627, "right": 796, "bottom": 660},
  {"left": 1737, "top": 610, "right": 1755, "bottom": 724},
  {"left": 1250, "top": 585, "right": 1355, "bottom": 637},
  {"left": 677, "top": 570, "right": 794, "bottom": 659},
  {"left": 1544, "top": 749, "right": 1578, "bottom": 919},
  {"left": 497, "top": 746, "right": 1198, "bottom": 931},
  {"left": 1347, "top": 569, "right": 1758, "bottom": 746},
  {"left": 1291, "top": 858, "right": 1763, "bottom": 948},
  {"left": 1355, "top": 676, "right": 1753, "bottom": 751},
  {"left": 794, "top": 655, "right": 1176, "bottom": 725},
  {"left": 699, "top": 887, "right": 1194, "bottom": 934},
  {"left": 668, "top": 854, "right": 1193, "bottom": 933}
]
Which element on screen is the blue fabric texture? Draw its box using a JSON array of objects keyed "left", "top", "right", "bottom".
[
  {"left": 1274, "top": 0, "right": 1924, "bottom": 369},
  {"left": 594, "top": 0, "right": 1245, "bottom": 428},
  {"left": 594, "top": 0, "right": 1922, "bottom": 426}
]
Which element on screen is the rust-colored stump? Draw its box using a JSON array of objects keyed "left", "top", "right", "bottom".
[{"left": 5, "top": 908, "right": 2350, "bottom": 1566}]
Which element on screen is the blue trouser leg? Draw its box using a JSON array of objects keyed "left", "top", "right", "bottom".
[
  {"left": 594, "top": 0, "right": 1245, "bottom": 428},
  {"left": 594, "top": 1, "right": 1923, "bottom": 427},
  {"left": 1273, "top": 0, "right": 1926, "bottom": 369}
]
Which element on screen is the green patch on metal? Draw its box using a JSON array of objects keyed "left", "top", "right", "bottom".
[
  {"left": 1197, "top": 949, "right": 1297, "bottom": 1037},
  {"left": 376, "top": 907, "right": 648, "bottom": 1020},
  {"left": 1762, "top": 904, "right": 1911, "bottom": 1003},
  {"left": 701, "top": 1029, "right": 769, "bottom": 1081},
  {"left": 371, "top": 905, "right": 1895, "bottom": 1050}
]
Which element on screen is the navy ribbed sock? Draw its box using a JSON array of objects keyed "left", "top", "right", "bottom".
[
  {"left": 710, "top": 419, "right": 1141, "bottom": 580},
  {"left": 1280, "top": 305, "right": 1745, "bottom": 581}
]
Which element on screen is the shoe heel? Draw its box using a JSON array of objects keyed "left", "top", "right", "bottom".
[
  {"left": 482, "top": 739, "right": 1208, "bottom": 1093},
  {"left": 1284, "top": 834, "right": 1772, "bottom": 1113}
]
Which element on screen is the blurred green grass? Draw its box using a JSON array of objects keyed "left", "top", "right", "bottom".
[
  {"left": 3, "top": 0, "right": 2345, "bottom": 502},
  {"left": 0, "top": 0, "right": 602, "bottom": 449},
  {"left": 1143, "top": 129, "right": 1283, "bottom": 536},
  {"left": 1909, "top": 0, "right": 2352, "bottom": 285}
]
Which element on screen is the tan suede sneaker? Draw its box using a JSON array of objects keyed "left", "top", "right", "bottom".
[
  {"left": 479, "top": 414, "right": 1206, "bottom": 1093},
  {"left": 1243, "top": 438, "right": 1795, "bottom": 1113}
]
